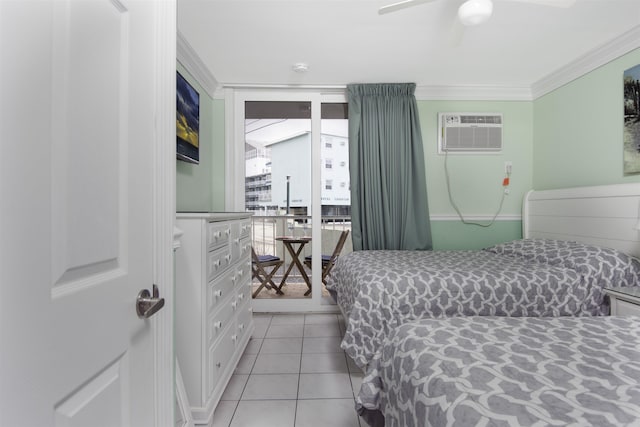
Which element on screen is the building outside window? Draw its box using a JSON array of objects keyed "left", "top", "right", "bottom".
[{"left": 244, "top": 102, "right": 350, "bottom": 218}]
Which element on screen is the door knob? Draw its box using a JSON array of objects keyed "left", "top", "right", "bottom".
[{"left": 136, "top": 284, "right": 165, "bottom": 319}]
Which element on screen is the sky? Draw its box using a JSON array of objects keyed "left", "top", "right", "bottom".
[{"left": 625, "top": 64, "right": 640, "bottom": 81}]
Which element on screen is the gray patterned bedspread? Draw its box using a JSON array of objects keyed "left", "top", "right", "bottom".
[
  {"left": 357, "top": 316, "right": 640, "bottom": 427},
  {"left": 325, "top": 239, "right": 640, "bottom": 369}
]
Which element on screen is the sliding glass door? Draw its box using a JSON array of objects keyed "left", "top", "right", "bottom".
[{"left": 234, "top": 91, "right": 349, "bottom": 312}]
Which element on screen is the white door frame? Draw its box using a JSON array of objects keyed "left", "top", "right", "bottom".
[{"left": 151, "top": 1, "right": 177, "bottom": 424}]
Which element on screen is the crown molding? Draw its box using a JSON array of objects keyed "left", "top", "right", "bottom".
[
  {"left": 177, "top": 31, "right": 219, "bottom": 99},
  {"left": 414, "top": 85, "right": 533, "bottom": 101},
  {"left": 531, "top": 25, "right": 640, "bottom": 100}
]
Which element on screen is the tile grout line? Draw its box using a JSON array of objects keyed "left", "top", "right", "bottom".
[{"left": 292, "top": 314, "right": 311, "bottom": 426}]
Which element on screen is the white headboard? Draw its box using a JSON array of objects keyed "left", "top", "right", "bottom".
[{"left": 523, "top": 183, "right": 640, "bottom": 258}]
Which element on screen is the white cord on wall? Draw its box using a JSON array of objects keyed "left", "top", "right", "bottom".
[{"left": 443, "top": 150, "right": 508, "bottom": 228}]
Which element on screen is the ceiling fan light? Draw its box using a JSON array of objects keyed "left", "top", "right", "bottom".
[{"left": 458, "top": 0, "right": 493, "bottom": 26}]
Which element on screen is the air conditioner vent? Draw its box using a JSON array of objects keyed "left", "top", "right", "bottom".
[
  {"left": 459, "top": 115, "right": 502, "bottom": 125},
  {"left": 438, "top": 113, "right": 503, "bottom": 154}
]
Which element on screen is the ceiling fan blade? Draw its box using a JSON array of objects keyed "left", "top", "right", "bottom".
[
  {"left": 443, "top": 0, "right": 466, "bottom": 46},
  {"left": 379, "top": 0, "right": 438, "bottom": 15},
  {"left": 448, "top": 16, "right": 466, "bottom": 47},
  {"left": 503, "top": 0, "right": 576, "bottom": 8}
]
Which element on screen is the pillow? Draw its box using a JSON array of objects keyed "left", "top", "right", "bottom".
[{"left": 484, "top": 238, "right": 640, "bottom": 288}]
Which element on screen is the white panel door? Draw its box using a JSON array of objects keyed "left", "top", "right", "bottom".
[{"left": 0, "top": 1, "right": 174, "bottom": 426}]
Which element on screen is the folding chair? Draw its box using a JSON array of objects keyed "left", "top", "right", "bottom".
[
  {"left": 251, "top": 247, "right": 284, "bottom": 298},
  {"left": 304, "top": 230, "right": 350, "bottom": 286}
]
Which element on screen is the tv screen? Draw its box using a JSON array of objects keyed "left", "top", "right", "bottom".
[{"left": 176, "top": 72, "right": 200, "bottom": 164}]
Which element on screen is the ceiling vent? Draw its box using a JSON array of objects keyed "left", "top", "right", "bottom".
[{"left": 438, "top": 113, "right": 503, "bottom": 154}]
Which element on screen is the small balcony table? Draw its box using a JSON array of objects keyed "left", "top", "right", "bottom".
[{"left": 276, "top": 236, "right": 312, "bottom": 296}]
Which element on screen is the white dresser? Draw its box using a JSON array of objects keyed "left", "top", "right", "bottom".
[{"left": 175, "top": 212, "right": 254, "bottom": 425}]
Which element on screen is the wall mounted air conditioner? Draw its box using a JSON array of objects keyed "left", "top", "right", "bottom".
[{"left": 438, "top": 113, "right": 503, "bottom": 154}]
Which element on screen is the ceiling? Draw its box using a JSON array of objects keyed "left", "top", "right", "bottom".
[{"left": 177, "top": 0, "right": 640, "bottom": 93}]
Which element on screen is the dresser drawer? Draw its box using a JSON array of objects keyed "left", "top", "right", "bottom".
[
  {"left": 232, "top": 235, "right": 252, "bottom": 262},
  {"left": 236, "top": 299, "right": 253, "bottom": 340},
  {"left": 207, "top": 298, "right": 236, "bottom": 346},
  {"left": 206, "top": 324, "right": 235, "bottom": 396},
  {"left": 207, "top": 269, "right": 235, "bottom": 313},
  {"left": 207, "top": 246, "right": 232, "bottom": 281},
  {"left": 238, "top": 218, "right": 252, "bottom": 238},
  {"left": 207, "top": 221, "right": 232, "bottom": 250},
  {"left": 236, "top": 282, "right": 251, "bottom": 307},
  {"left": 232, "top": 257, "right": 251, "bottom": 290}
]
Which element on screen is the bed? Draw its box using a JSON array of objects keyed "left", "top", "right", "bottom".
[
  {"left": 357, "top": 316, "right": 640, "bottom": 427},
  {"left": 325, "top": 183, "right": 640, "bottom": 370}
]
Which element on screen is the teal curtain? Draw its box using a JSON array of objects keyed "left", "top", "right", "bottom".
[{"left": 348, "top": 83, "right": 432, "bottom": 250}]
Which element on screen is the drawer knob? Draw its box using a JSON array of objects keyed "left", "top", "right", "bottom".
[
  {"left": 216, "top": 362, "right": 221, "bottom": 368},
  {"left": 239, "top": 324, "right": 244, "bottom": 331},
  {"left": 214, "top": 290, "right": 222, "bottom": 298},
  {"left": 214, "top": 321, "right": 222, "bottom": 329},
  {"left": 238, "top": 293, "right": 244, "bottom": 300},
  {"left": 231, "top": 334, "right": 237, "bottom": 342},
  {"left": 231, "top": 301, "right": 237, "bottom": 309}
]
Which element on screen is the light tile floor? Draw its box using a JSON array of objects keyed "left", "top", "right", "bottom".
[{"left": 210, "top": 313, "right": 365, "bottom": 427}]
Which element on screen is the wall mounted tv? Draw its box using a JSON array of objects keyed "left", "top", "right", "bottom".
[{"left": 176, "top": 71, "right": 200, "bottom": 164}]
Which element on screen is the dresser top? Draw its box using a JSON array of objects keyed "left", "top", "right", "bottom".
[{"left": 176, "top": 212, "right": 253, "bottom": 221}]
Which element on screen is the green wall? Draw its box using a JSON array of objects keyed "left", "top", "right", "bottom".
[
  {"left": 417, "top": 101, "right": 533, "bottom": 249},
  {"left": 176, "top": 62, "right": 226, "bottom": 212},
  {"left": 533, "top": 48, "right": 640, "bottom": 189},
  {"left": 431, "top": 220, "right": 523, "bottom": 250}
]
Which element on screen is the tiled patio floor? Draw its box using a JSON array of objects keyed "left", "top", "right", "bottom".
[
  {"left": 251, "top": 281, "right": 332, "bottom": 299},
  {"left": 210, "top": 313, "right": 365, "bottom": 427}
]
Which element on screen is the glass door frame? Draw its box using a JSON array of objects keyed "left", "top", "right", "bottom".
[{"left": 228, "top": 88, "right": 347, "bottom": 313}]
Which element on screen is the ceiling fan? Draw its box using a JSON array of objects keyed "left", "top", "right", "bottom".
[{"left": 379, "top": 0, "right": 576, "bottom": 26}]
